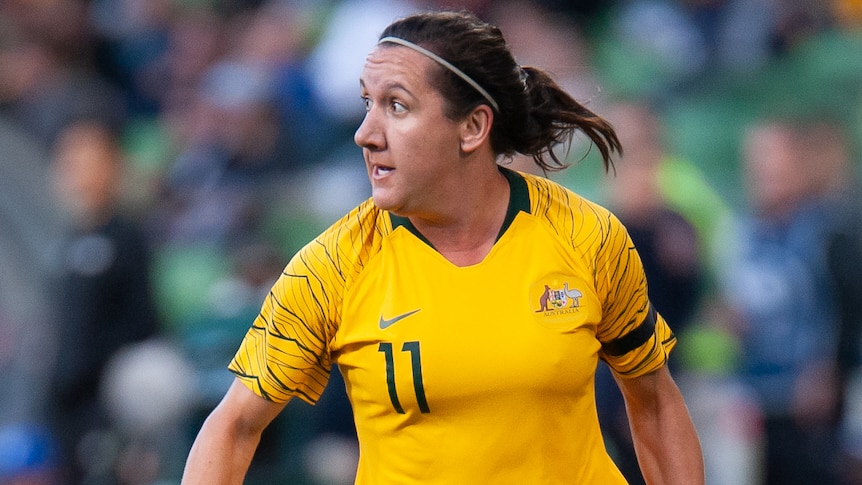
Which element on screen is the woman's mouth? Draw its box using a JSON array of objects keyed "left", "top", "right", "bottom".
[{"left": 374, "top": 165, "right": 394, "bottom": 177}]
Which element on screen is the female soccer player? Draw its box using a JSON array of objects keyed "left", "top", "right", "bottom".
[{"left": 182, "top": 10, "right": 704, "bottom": 484}]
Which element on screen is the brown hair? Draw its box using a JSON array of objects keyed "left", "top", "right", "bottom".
[{"left": 379, "top": 10, "right": 621, "bottom": 172}]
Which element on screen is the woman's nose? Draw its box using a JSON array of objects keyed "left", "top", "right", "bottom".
[{"left": 354, "top": 111, "right": 384, "bottom": 150}]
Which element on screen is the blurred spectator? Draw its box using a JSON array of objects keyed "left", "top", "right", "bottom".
[
  {"left": 48, "top": 119, "right": 161, "bottom": 484},
  {"left": 593, "top": 101, "right": 704, "bottom": 485},
  {"left": 718, "top": 116, "right": 854, "bottom": 484},
  {"left": 603, "top": 101, "right": 703, "bottom": 334}
]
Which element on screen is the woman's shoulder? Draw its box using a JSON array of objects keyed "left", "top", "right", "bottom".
[
  {"left": 290, "top": 198, "right": 390, "bottom": 275},
  {"left": 518, "top": 170, "right": 618, "bottom": 230}
]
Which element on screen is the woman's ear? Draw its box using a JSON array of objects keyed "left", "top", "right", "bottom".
[{"left": 459, "top": 105, "right": 493, "bottom": 154}]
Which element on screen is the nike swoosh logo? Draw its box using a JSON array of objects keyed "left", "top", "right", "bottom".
[{"left": 379, "top": 309, "right": 421, "bottom": 329}]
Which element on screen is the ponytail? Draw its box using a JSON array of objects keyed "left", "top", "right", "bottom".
[{"left": 505, "top": 66, "right": 621, "bottom": 173}]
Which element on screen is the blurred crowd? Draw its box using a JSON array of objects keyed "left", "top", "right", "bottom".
[{"left": 0, "top": 0, "right": 860, "bottom": 484}]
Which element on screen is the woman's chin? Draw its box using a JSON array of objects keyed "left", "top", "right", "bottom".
[{"left": 371, "top": 189, "right": 400, "bottom": 212}]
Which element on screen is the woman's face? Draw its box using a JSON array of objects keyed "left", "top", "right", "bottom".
[{"left": 354, "top": 44, "right": 464, "bottom": 217}]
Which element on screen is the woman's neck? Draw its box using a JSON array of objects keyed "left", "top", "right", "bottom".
[{"left": 409, "top": 166, "right": 510, "bottom": 266}]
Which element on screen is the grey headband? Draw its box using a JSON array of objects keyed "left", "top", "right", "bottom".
[{"left": 378, "top": 36, "right": 500, "bottom": 112}]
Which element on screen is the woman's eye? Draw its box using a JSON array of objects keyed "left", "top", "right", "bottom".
[
  {"left": 392, "top": 101, "right": 406, "bottom": 113},
  {"left": 361, "top": 96, "right": 372, "bottom": 111}
]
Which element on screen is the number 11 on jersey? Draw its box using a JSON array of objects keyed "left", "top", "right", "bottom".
[{"left": 379, "top": 341, "right": 431, "bottom": 414}]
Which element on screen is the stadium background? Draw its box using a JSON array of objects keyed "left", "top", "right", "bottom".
[{"left": 0, "top": 0, "right": 861, "bottom": 483}]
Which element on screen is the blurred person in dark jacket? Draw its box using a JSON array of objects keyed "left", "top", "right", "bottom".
[{"left": 48, "top": 119, "right": 160, "bottom": 484}]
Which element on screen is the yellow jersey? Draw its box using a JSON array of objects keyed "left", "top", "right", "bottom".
[{"left": 230, "top": 167, "right": 676, "bottom": 483}]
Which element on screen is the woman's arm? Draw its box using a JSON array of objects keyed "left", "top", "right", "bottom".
[
  {"left": 615, "top": 366, "right": 705, "bottom": 485},
  {"left": 182, "top": 378, "right": 288, "bottom": 484}
]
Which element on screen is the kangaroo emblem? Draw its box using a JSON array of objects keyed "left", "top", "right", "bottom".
[{"left": 536, "top": 285, "right": 552, "bottom": 312}]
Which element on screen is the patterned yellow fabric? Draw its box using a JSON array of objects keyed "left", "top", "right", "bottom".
[{"left": 229, "top": 168, "right": 675, "bottom": 483}]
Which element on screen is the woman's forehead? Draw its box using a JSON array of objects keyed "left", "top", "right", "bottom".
[{"left": 360, "top": 45, "right": 435, "bottom": 90}]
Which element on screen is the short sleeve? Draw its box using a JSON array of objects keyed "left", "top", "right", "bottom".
[
  {"left": 595, "top": 215, "right": 677, "bottom": 377},
  {"left": 228, "top": 245, "right": 338, "bottom": 404}
]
